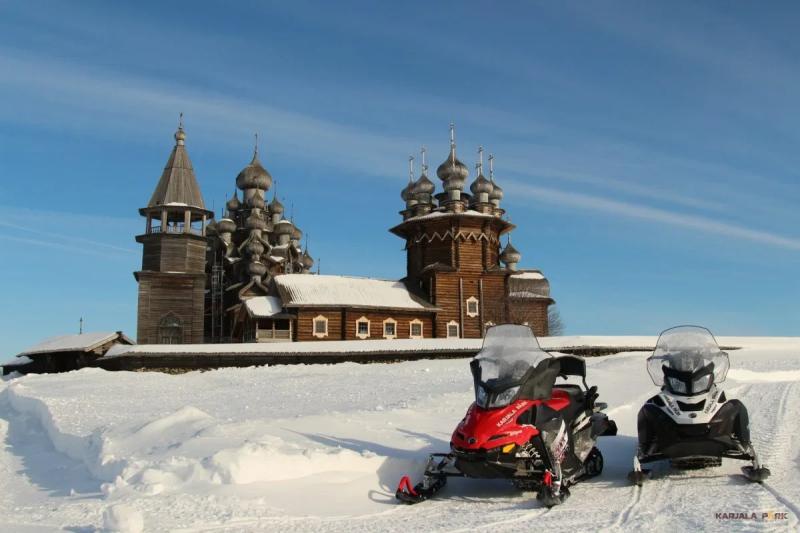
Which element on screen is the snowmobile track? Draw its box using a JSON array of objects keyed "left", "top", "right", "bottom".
[{"left": 606, "top": 484, "right": 642, "bottom": 530}]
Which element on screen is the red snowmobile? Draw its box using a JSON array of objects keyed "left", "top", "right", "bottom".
[{"left": 396, "top": 324, "right": 617, "bottom": 507}]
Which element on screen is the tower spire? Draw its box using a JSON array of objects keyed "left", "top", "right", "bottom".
[
  {"left": 476, "top": 146, "right": 484, "bottom": 175},
  {"left": 420, "top": 146, "right": 428, "bottom": 174},
  {"left": 253, "top": 132, "right": 259, "bottom": 159},
  {"left": 408, "top": 155, "right": 415, "bottom": 183},
  {"left": 174, "top": 112, "right": 186, "bottom": 146},
  {"left": 488, "top": 153, "right": 495, "bottom": 181}
]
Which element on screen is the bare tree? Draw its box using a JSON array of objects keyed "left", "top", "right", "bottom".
[{"left": 547, "top": 305, "right": 565, "bottom": 336}]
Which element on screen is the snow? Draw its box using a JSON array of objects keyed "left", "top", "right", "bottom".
[
  {"left": 275, "top": 274, "right": 436, "bottom": 310},
  {"left": 16, "top": 331, "right": 133, "bottom": 356},
  {"left": 3, "top": 355, "right": 33, "bottom": 367},
  {"left": 402, "top": 209, "right": 497, "bottom": 223},
  {"left": 244, "top": 296, "right": 285, "bottom": 317},
  {"left": 0, "top": 337, "right": 798, "bottom": 531},
  {"left": 510, "top": 271, "right": 545, "bottom": 280},
  {"left": 103, "top": 504, "right": 143, "bottom": 533},
  {"left": 105, "top": 337, "right": 480, "bottom": 357},
  {"left": 105, "top": 335, "right": 799, "bottom": 359}
]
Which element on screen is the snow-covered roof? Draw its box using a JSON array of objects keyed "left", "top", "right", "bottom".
[
  {"left": 508, "top": 291, "right": 551, "bottom": 299},
  {"left": 403, "top": 209, "right": 497, "bottom": 223},
  {"left": 245, "top": 296, "right": 287, "bottom": 318},
  {"left": 2, "top": 355, "right": 33, "bottom": 367},
  {"left": 106, "top": 338, "right": 481, "bottom": 357},
  {"left": 510, "top": 271, "right": 545, "bottom": 280},
  {"left": 102, "top": 334, "right": 773, "bottom": 360},
  {"left": 274, "top": 274, "right": 436, "bottom": 311},
  {"left": 17, "top": 331, "right": 134, "bottom": 357}
]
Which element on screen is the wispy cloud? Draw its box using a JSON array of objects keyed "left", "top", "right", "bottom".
[
  {"left": 505, "top": 181, "right": 800, "bottom": 251},
  {"left": 0, "top": 209, "right": 138, "bottom": 257}
]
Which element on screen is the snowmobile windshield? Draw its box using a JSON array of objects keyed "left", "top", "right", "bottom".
[
  {"left": 472, "top": 325, "right": 553, "bottom": 408},
  {"left": 647, "top": 326, "right": 730, "bottom": 393}
]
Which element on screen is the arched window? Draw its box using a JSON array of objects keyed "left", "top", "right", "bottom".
[{"left": 159, "top": 314, "right": 182, "bottom": 344}]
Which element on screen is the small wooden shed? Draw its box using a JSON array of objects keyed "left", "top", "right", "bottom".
[{"left": 2, "top": 331, "right": 135, "bottom": 375}]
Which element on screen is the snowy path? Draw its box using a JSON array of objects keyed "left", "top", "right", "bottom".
[{"left": 0, "top": 344, "right": 798, "bottom": 531}]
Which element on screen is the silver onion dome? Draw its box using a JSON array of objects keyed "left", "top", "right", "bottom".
[
  {"left": 245, "top": 211, "right": 267, "bottom": 230},
  {"left": 236, "top": 153, "right": 272, "bottom": 191},
  {"left": 247, "top": 261, "right": 267, "bottom": 277},
  {"left": 269, "top": 196, "right": 285, "bottom": 215},
  {"left": 470, "top": 173, "right": 493, "bottom": 195},
  {"left": 226, "top": 191, "right": 241, "bottom": 211},
  {"left": 436, "top": 151, "right": 469, "bottom": 183},
  {"left": 489, "top": 181, "right": 504, "bottom": 202},
  {"left": 216, "top": 218, "right": 236, "bottom": 234},
  {"left": 500, "top": 241, "right": 521, "bottom": 265}
]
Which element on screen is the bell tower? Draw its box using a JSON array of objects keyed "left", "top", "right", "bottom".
[{"left": 134, "top": 118, "right": 213, "bottom": 344}]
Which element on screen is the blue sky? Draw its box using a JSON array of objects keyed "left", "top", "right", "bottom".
[{"left": 1, "top": 1, "right": 799, "bottom": 355}]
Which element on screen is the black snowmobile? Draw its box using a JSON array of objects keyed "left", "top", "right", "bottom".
[{"left": 629, "top": 325, "right": 770, "bottom": 484}]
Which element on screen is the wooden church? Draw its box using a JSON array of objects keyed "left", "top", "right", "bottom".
[{"left": 134, "top": 122, "right": 553, "bottom": 345}]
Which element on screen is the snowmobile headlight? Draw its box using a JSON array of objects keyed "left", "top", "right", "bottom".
[
  {"left": 476, "top": 385, "right": 489, "bottom": 408},
  {"left": 667, "top": 376, "right": 687, "bottom": 394},
  {"left": 692, "top": 374, "right": 712, "bottom": 393},
  {"left": 489, "top": 386, "right": 520, "bottom": 408}
]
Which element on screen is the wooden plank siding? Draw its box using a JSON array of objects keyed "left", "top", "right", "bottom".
[
  {"left": 136, "top": 272, "right": 206, "bottom": 344},
  {"left": 295, "top": 308, "right": 435, "bottom": 342}
]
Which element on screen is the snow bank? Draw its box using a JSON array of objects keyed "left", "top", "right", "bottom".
[
  {"left": 2, "top": 380, "right": 392, "bottom": 499},
  {"left": 103, "top": 504, "right": 143, "bottom": 533}
]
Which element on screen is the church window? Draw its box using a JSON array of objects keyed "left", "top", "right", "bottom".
[
  {"left": 466, "top": 297, "right": 479, "bottom": 317},
  {"left": 356, "top": 317, "right": 371, "bottom": 339},
  {"left": 383, "top": 318, "right": 397, "bottom": 339},
  {"left": 409, "top": 319, "right": 423, "bottom": 339},
  {"left": 447, "top": 321, "right": 460, "bottom": 338},
  {"left": 158, "top": 314, "right": 182, "bottom": 344},
  {"left": 313, "top": 315, "right": 328, "bottom": 338}
]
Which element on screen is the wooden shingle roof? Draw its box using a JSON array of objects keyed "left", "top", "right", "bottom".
[{"left": 147, "top": 127, "right": 206, "bottom": 209}]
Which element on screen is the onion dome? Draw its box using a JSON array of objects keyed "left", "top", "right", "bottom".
[
  {"left": 216, "top": 218, "right": 236, "bottom": 234},
  {"left": 269, "top": 195, "right": 284, "bottom": 216},
  {"left": 291, "top": 225, "right": 303, "bottom": 241},
  {"left": 245, "top": 193, "right": 265, "bottom": 209},
  {"left": 274, "top": 219, "right": 293, "bottom": 235},
  {"left": 226, "top": 191, "right": 241, "bottom": 211},
  {"left": 205, "top": 219, "right": 218, "bottom": 236},
  {"left": 436, "top": 150, "right": 469, "bottom": 184},
  {"left": 245, "top": 211, "right": 267, "bottom": 230},
  {"left": 413, "top": 174, "right": 435, "bottom": 196},
  {"left": 489, "top": 181, "right": 504, "bottom": 202},
  {"left": 401, "top": 180, "right": 416, "bottom": 202},
  {"left": 246, "top": 239, "right": 265, "bottom": 256},
  {"left": 175, "top": 129, "right": 186, "bottom": 146},
  {"left": 302, "top": 249, "right": 314, "bottom": 269},
  {"left": 470, "top": 173, "right": 493, "bottom": 195},
  {"left": 236, "top": 152, "right": 272, "bottom": 191},
  {"left": 500, "top": 241, "right": 521, "bottom": 265},
  {"left": 247, "top": 261, "right": 267, "bottom": 277}
]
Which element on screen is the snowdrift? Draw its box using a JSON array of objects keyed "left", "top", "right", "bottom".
[{"left": 0, "top": 343, "right": 798, "bottom": 531}]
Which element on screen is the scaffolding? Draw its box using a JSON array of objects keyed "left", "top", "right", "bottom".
[{"left": 210, "top": 254, "right": 225, "bottom": 343}]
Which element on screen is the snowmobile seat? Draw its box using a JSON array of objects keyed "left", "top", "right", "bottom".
[
  {"left": 552, "top": 385, "right": 587, "bottom": 422},
  {"left": 556, "top": 356, "right": 586, "bottom": 379}
]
